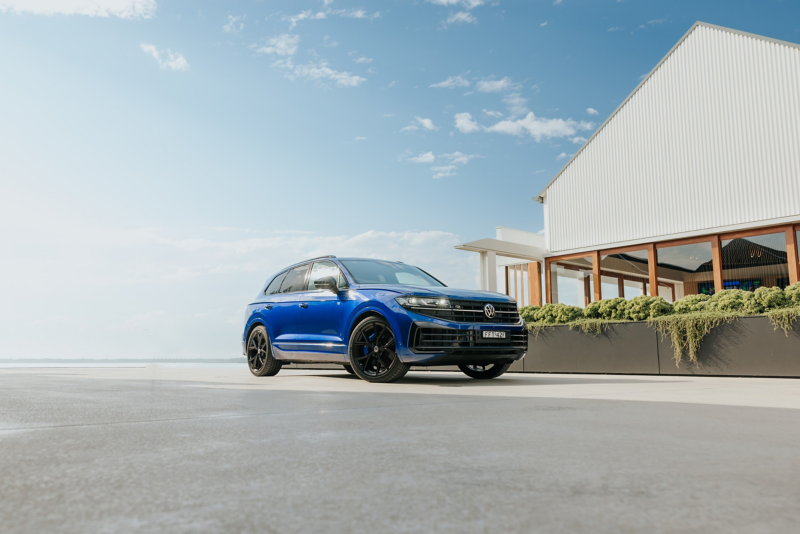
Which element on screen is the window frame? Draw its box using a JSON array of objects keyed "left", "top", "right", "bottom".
[{"left": 278, "top": 263, "right": 312, "bottom": 294}]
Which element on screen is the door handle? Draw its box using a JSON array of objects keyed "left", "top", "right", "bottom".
[
  {"left": 299, "top": 303, "right": 308, "bottom": 309},
  {"left": 264, "top": 305, "right": 272, "bottom": 310}
]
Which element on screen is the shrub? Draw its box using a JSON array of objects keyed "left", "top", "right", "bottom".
[
  {"left": 583, "top": 300, "right": 602, "bottom": 319},
  {"left": 785, "top": 282, "right": 800, "bottom": 306},
  {"left": 755, "top": 286, "right": 789, "bottom": 310},
  {"left": 519, "top": 305, "right": 540, "bottom": 324},
  {"left": 598, "top": 297, "right": 628, "bottom": 320},
  {"left": 673, "top": 294, "right": 711, "bottom": 314},
  {"left": 624, "top": 295, "right": 672, "bottom": 321},
  {"left": 532, "top": 303, "right": 584, "bottom": 324},
  {"left": 706, "top": 289, "right": 762, "bottom": 314}
]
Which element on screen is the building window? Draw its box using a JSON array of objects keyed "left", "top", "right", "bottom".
[
  {"left": 797, "top": 230, "right": 800, "bottom": 268},
  {"left": 721, "top": 232, "right": 790, "bottom": 291},
  {"left": 551, "top": 256, "right": 594, "bottom": 308},
  {"left": 656, "top": 241, "right": 714, "bottom": 300},
  {"left": 600, "top": 250, "right": 649, "bottom": 299}
]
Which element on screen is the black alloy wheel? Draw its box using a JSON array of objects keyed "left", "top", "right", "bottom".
[
  {"left": 247, "top": 325, "right": 282, "bottom": 377},
  {"left": 458, "top": 362, "right": 511, "bottom": 380},
  {"left": 348, "top": 317, "right": 410, "bottom": 383}
]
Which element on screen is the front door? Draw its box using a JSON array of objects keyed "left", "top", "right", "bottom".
[{"left": 294, "top": 261, "right": 348, "bottom": 361}]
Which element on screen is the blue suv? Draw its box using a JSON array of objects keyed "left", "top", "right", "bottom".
[{"left": 243, "top": 256, "right": 527, "bottom": 382}]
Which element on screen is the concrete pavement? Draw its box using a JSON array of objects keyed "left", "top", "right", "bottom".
[{"left": 2, "top": 366, "right": 800, "bottom": 533}]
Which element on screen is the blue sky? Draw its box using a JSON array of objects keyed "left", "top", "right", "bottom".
[{"left": 1, "top": 0, "right": 799, "bottom": 359}]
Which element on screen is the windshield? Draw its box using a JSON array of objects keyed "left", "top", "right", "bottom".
[{"left": 340, "top": 260, "right": 445, "bottom": 287}]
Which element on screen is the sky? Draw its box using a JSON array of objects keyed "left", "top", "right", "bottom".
[{"left": 1, "top": 0, "right": 799, "bottom": 360}]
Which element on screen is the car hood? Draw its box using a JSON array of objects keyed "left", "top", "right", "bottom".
[{"left": 355, "top": 285, "right": 514, "bottom": 302}]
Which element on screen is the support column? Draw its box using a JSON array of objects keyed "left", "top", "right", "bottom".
[
  {"left": 545, "top": 258, "right": 553, "bottom": 304},
  {"left": 617, "top": 276, "right": 625, "bottom": 299},
  {"left": 648, "top": 243, "right": 659, "bottom": 297},
  {"left": 592, "top": 250, "right": 601, "bottom": 302},
  {"left": 711, "top": 235, "right": 724, "bottom": 294},
  {"left": 478, "top": 251, "right": 487, "bottom": 291},
  {"left": 487, "top": 251, "right": 497, "bottom": 292},
  {"left": 786, "top": 225, "right": 799, "bottom": 285},
  {"left": 529, "top": 262, "right": 542, "bottom": 307}
]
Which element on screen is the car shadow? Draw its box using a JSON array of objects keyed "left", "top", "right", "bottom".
[{"left": 311, "top": 371, "right": 686, "bottom": 387}]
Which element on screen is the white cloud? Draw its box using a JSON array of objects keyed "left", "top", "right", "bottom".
[
  {"left": 323, "top": 36, "right": 339, "bottom": 47},
  {"left": 445, "top": 11, "right": 476, "bottom": 25},
  {"left": 485, "top": 112, "right": 594, "bottom": 142},
  {"left": 476, "top": 77, "right": 515, "bottom": 93},
  {"left": 570, "top": 136, "right": 587, "bottom": 144},
  {"left": 328, "top": 8, "right": 380, "bottom": 19},
  {"left": 427, "top": 0, "right": 485, "bottom": 8},
  {"left": 354, "top": 136, "right": 367, "bottom": 141},
  {"left": 553, "top": 0, "right": 562, "bottom": 4},
  {"left": 353, "top": 56, "right": 373, "bottom": 64},
  {"left": 586, "top": 107, "right": 598, "bottom": 115},
  {"left": 256, "top": 34, "right": 300, "bottom": 56},
  {"left": 140, "top": 43, "right": 189, "bottom": 71},
  {"left": 223, "top": 15, "right": 244, "bottom": 33},
  {"left": 540, "top": 21, "right": 548, "bottom": 26},
  {"left": 284, "top": 60, "right": 367, "bottom": 88},
  {"left": 607, "top": 26, "right": 623, "bottom": 32},
  {"left": 556, "top": 152, "right": 567, "bottom": 160},
  {"left": 483, "top": 109, "right": 503, "bottom": 118},
  {"left": 430, "top": 74, "right": 470, "bottom": 89},
  {"left": 441, "top": 151, "right": 479, "bottom": 164},
  {"left": 454, "top": 112, "right": 480, "bottom": 133},
  {"left": 502, "top": 92, "right": 528, "bottom": 117},
  {"left": 409, "top": 151, "right": 436, "bottom": 164},
  {"left": 401, "top": 117, "right": 437, "bottom": 132},
  {"left": 534, "top": 169, "right": 546, "bottom": 174},
  {"left": 0, "top": 0, "right": 156, "bottom": 18},
  {"left": 285, "top": 10, "right": 326, "bottom": 29},
  {"left": 431, "top": 165, "right": 457, "bottom": 179}
]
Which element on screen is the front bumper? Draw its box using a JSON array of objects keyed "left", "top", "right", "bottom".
[{"left": 401, "top": 320, "right": 527, "bottom": 366}]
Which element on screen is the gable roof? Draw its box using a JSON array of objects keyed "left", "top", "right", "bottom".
[{"left": 535, "top": 21, "right": 800, "bottom": 203}]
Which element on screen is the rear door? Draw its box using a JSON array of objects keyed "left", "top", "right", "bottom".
[
  {"left": 294, "top": 261, "right": 348, "bottom": 360},
  {"left": 267, "top": 263, "right": 310, "bottom": 359}
]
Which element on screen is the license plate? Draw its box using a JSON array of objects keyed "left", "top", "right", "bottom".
[{"left": 482, "top": 331, "right": 506, "bottom": 339}]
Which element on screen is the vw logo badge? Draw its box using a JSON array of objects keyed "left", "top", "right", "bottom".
[{"left": 484, "top": 303, "right": 495, "bottom": 319}]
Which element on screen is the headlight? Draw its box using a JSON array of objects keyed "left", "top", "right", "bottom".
[{"left": 395, "top": 296, "right": 451, "bottom": 308}]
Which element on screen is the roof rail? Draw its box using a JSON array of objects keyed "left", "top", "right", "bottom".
[{"left": 307, "top": 255, "right": 336, "bottom": 261}]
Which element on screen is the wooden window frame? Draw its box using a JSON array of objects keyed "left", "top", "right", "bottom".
[{"left": 544, "top": 221, "right": 800, "bottom": 303}]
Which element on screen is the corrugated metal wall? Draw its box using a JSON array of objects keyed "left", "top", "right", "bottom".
[{"left": 545, "top": 24, "right": 800, "bottom": 253}]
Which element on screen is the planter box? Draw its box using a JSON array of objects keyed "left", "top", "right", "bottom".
[
  {"left": 524, "top": 322, "right": 660, "bottom": 375},
  {"left": 657, "top": 316, "right": 800, "bottom": 377}
]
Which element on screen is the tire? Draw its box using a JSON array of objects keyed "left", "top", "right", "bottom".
[
  {"left": 348, "top": 317, "right": 410, "bottom": 383},
  {"left": 247, "top": 325, "right": 282, "bottom": 377},
  {"left": 343, "top": 364, "right": 356, "bottom": 375},
  {"left": 458, "top": 362, "right": 511, "bottom": 380}
]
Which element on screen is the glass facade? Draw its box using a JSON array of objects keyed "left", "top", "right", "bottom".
[
  {"left": 721, "top": 232, "right": 789, "bottom": 291},
  {"left": 599, "top": 250, "right": 650, "bottom": 300},
  {"left": 551, "top": 256, "right": 595, "bottom": 308},
  {"left": 655, "top": 241, "right": 714, "bottom": 300}
]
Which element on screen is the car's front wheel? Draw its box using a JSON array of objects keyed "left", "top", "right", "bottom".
[
  {"left": 458, "top": 363, "right": 511, "bottom": 380},
  {"left": 348, "top": 317, "right": 410, "bottom": 383},
  {"left": 247, "top": 325, "right": 282, "bottom": 377}
]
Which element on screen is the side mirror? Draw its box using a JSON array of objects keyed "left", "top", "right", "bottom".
[{"left": 314, "top": 276, "right": 339, "bottom": 293}]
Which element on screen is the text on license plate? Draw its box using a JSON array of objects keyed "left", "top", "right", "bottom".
[{"left": 482, "top": 331, "right": 507, "bottom": 339}]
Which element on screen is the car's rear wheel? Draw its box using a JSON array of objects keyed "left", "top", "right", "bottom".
[
  {"left": 349, "top": 317, "right": 410, "bottom": 383},
  {"left": 247, "top": 325, "right": 282, "bottom": 377},
  {"left": 458, "top": 363, "right": 511, "bottom": 380},
  {"left": 343, "top": 364, "right": 355, "bottom": 375}
]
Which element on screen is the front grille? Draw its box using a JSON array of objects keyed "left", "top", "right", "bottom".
[
  {"left": 406, "top": 300, "right": 520, "bottom": 324},
  {"left": 410, "top": 326, "right": 528, "bottom": 353}
]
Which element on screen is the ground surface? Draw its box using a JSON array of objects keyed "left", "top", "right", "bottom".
[{"left": 2, "top": 366, "right": 800, "bottom": 534}]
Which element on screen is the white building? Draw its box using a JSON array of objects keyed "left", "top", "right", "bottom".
[{"left": 458, "top": 22, "right": 800, "bottom": 308}]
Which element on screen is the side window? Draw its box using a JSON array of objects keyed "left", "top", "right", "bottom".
[
  {"left": 264, "top": 271, "right": 288, "bottom": 295},
  {"left": 279, "top": 264, "right": 310, "bottom": 293},
  {"left": 307, "top": 261, "right": 347, "bottom": 290}
]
